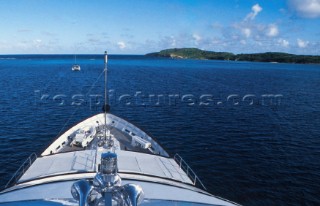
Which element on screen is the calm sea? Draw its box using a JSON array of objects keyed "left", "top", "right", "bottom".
[{"left": 0, "top": 55, "right": 319, "bottom": 205}]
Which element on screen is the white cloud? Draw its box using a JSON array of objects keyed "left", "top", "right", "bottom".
[
  {"left": 266, "top": 24, "right": 279, "bottom": 37},
  {"left": 297, "top": 38, "right": 309, "bottom": 48},
  {"left": 245, "top": 4, "right": 263, "bottom": 21},
  {"left": 234, "top": 22, "right": 280, "bottom": 40},
  {"left": 289, "top": 0, "right": 320, "bottom": 18},
  {"left": 168, "top": 36, "right": 177, "bottom": 47},
  {"left": 242, "top": 28, "right": 251, "bottom": 38},
  {"left": 278, "top": 39, "right": 289, "bottom": 47},
  {"left": 192, "top": 34, "right": 201, "bottom": 42},
  {"left": 235, "top": 5, "right": 280, "bottom": 41},
  {"left": 158, "top": 35, "right": 177, "bottom": 49},
  {"left": 117, "top": 41, "right": 126, "bottom": 49},
  {"left": 33, "top": 39, "right": 43, "bottom": 48},
  {"left": 192, "top": 34, "right": 202, "bottom": 45}
]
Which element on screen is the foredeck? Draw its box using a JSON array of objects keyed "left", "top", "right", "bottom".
[
  {"left": 19, "top": 150, "right": 192, "bottom": 185},
  {"left": 5, "top": 113, "right": 199, "bottom": 192},
  {"left": 57, "top": 126, "right": 147, "bottom": 154},
  {"left": 41, "top": 113, "right": 169, "bottom": 157}
]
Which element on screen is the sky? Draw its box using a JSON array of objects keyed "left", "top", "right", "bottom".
[{"left": 0, "top": 0, "right": 320, "bottom": 55}]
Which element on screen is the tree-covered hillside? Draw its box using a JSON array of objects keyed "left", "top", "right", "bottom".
[{"left": 146, "top": 48, "right": 320, "bottom": 64}]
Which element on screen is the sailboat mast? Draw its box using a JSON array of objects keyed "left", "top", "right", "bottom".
[{"left": 104, "top": 51, "right": 108, "bottom": 140}]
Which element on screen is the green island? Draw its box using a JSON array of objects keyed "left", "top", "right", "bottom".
[{"left": 146, "top": 48, "right": 320, "bottom": 64}]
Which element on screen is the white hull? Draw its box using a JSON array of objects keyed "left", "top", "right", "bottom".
[{"left": 72, "top": 64, "right": 80, "bottom": 71}]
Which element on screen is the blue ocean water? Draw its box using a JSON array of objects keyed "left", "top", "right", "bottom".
[{"left": 0, "top": 55, "right": 320, "bottom": 205}]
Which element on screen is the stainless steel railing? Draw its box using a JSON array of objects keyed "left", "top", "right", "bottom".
[
  {"left": 5, "top": 153, "right": 37, "bottom": 189},
  {"left": 174, "top": 153, "right": 206, "bottom": 190}
]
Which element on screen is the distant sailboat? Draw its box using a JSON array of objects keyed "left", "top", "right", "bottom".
[{"left": 72, "top": 55, "right": 80, "bottom": 71}]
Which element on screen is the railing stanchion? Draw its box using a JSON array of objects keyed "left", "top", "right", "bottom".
[
  {"left": 5, "top": 153, "right": 38, "bottom": 189},
  {"left": 173, "top": 153, "right": 206, "bottom": 191}
]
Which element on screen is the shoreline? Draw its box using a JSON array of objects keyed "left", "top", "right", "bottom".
[{"left": 146, "top": 48, "right": 320, "bottom": 65}]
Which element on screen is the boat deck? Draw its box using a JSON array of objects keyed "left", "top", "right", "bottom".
[
  {"left": 18, "top": 150, "right": 192, "bottom": 185},
  {"left": 59, "top": 126, "right": 153, "bottom": 154},
  {"left": 12, "top": 113, "right": 197, "bottom": 190}
]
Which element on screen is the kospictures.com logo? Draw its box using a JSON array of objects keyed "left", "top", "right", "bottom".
[{"left": 34, "top": 89, "right": 283, "bottom": 110}]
